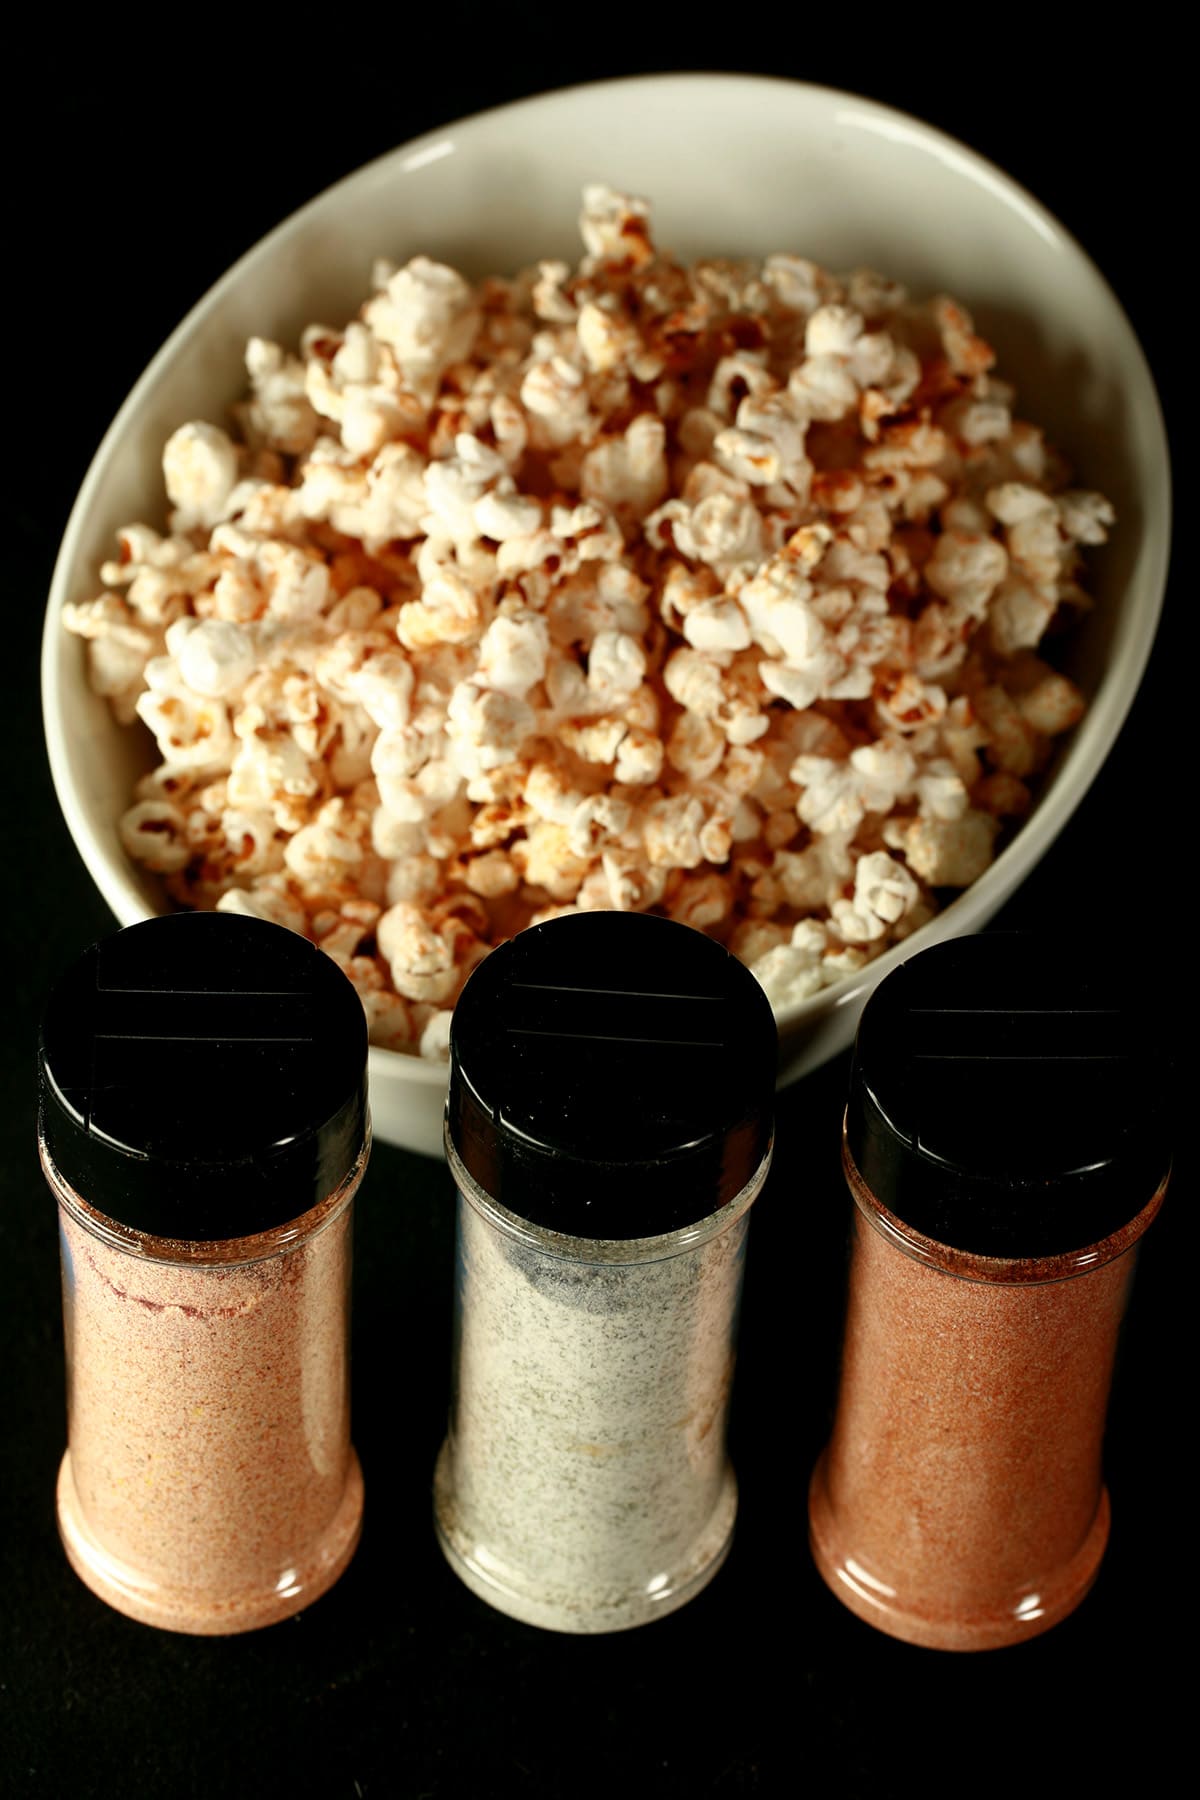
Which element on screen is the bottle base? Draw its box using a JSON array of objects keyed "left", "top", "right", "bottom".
[
  {"left": 56, "top": 1447, "right": 364, "bottom": 1635},
  {"left": 807, "top": 1450, "right": 1110, "bottom": 1651},
  {"left": 433, "top": 1440, "right": 737, "bottom": 1633}
]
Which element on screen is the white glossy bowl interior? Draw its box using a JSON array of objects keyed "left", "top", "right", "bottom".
[{"left": 43, "top": 74, "right": 1170, "bottom": 1158}]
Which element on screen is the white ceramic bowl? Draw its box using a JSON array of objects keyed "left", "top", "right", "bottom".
[{"left": 43, "top": 73, "right": 1170, "bottom": 1158}]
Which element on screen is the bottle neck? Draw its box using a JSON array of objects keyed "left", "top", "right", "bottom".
[{"left": 842, "top": 1125, "right": 1168, "bottom": 1286}]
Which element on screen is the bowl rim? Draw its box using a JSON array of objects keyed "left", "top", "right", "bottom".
[{"left": 41, "top": 68, "right": 1173, "bottom": 1067}]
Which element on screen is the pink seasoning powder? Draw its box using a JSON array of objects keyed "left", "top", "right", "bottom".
[
  {"left": 808, "top": 1147, "right": 1167, "bottom": 1652},
  {"left": 39, "top": 911, "right": 371, "bottom": 1635},
  {"left": 50, "top": 1171, "right": 363, "bottom": 1636}
]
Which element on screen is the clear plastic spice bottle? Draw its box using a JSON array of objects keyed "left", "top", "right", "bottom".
[
  {"left": 434, "top": 912, "right": 777, "bottom": 1634},
  {"left": 808, "top": 935, "right": 1171, "bottom": 1652},
  {"left": 39, "top": 912, "right": 370, "bottom": 1635}
]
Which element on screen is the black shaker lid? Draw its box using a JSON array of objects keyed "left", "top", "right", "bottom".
[
  {"left": 39, "top": 912, "right": 369, "bottom": 1241},
  {"left": 846, "top": 933, "right": 1172, "bottom": 1259},
  {"left": 447, "top": 912, "right": 778, "bottom": 1237}
]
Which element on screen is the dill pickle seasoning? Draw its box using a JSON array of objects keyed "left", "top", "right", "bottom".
[{"left": 434, "top": 911, "right": 777, "bottom": 1633}]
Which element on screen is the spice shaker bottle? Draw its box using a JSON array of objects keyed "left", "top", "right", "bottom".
[
  {"left": 434, "top": 912, "right": 777, "bottom": 1633},
  {"left": 39, "top": 912, "right": 370, "bottom": 1635},
  {"left": 809, "top": 935, "right": 1170, "bottom": 1652}
]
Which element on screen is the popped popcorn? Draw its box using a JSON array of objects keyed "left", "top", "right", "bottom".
[{"left": 69, "top": 186, "right": 1108, "bottom": 1052}]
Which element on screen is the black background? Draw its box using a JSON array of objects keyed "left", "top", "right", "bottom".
[{"left": 3, "top": 30, "right": 1186, "bottom": 1798}]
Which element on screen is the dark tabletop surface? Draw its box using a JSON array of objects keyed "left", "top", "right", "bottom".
[{"left": 3, "top": 31, "right": 1186, "bottom": 1798}]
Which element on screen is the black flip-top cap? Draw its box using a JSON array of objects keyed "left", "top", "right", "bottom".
[
  {"left": 846, "top": 934, "right": 1172, "bottom": 1259},
  {"left": 447, "top": 913, "right": 778, "bottom": 1237},
  {"left": 39, "top": 913, "right": 369, "bottom": 1242}
]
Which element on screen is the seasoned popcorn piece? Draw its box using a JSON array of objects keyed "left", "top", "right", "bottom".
[
  {"left": 974, "top": 771, "right": 1032, "bottom": 817},
  {"left": 382, "top": 848, "right": 440, "bottom": 902},
  {"left": 969, "top": 683, "right": 1041, "bottom": 777},
  {"left": 523, "top": 760, "right": 588, "bottom": 826},
  {"left": 581, "top": 414, "right": 670, "bottom": 521},
  {"left": 418, "top": 1009, "right": 454, "bottom": 1062},
  {"left": 748, "top": 922, "right": 833, "bottom": 1008},
  {"left": 614, "top": 729, "right": 664, "bottom": 787},
  {"left": 1015, "top": 670, "right": 1086, "bottom": 737},
  {"left": 729, "top": 927, "right": 789, "bottom": 981},
  {"left": 532, "top": 260, "right": 577, "bottom": 325},
  {"left": 928, "top": 295, "right": 995, "bottom": 378},
  {"left": 163, "top": 422, "right": 240, "bottom": 531},
  {"left": 759, "top": 834, "right": 855, "bottom": 915},
  {"left": 215, "top": 882, "right": 306, "bottom": 934},
  {"left": 667, "top": 712, "right": 726, "bottom": 781},
  {"left": 788, "top": 354, "right": 859, "bottom": 423},
  {"left": 913, "top": 759, "right": 969, "bottom": 821},
  {"left": 579, "top": 185, "right": 654, "bottom": 267},
  {"left": 217, "top": 806, "right": 285, "bottom": 879},
  {"left": 791, "top": 739, "right": 916, "bottom": 836},
  {"left": 165, "top": 617, "right": 255, "bottom": 699},
  {"left": 364, "top": 257, "right": 480, "bottom": 386},
  {"left": 762, "top": 255, "right": 824, "bottom": 314},
  {"left": 806, "top": 305, "right": 865, "bottom": 357},
  {"left": 577, "top": 300, "right": 643, "bottom": 374},
  {"left": 283, "top": 797, "right": 366, "bottom": 887},
  {"left": 706, "top": 355, "right": 774, "bottom": 421},
  {"left": 600, "top": 846, "right": 668, "bottom": 912},
  {"left": 118, "top": 800, "right": 192, "bottom": 874},
  {"left": 558, "top": 714, "right": 629, "bottom": 765},
  {"left": 98, "top": 532, "right": 217, "bottom": 630},
  {"left": 587, "top": 628, "right": 646, "bottom": 699},
  {"left": 377, "top": 902, "right": 461, "bottom": 1005},
  {"left": 64, "top": 595, "right": 159, "bottom": 721},
  {"left": 884, "top": 809, "right": 999, "bottom": 886},
  {"left": 363, "top": 989, "right": 418, "bottom": 1052},
  {"left": 227, "top": 731, "right": 322, "bottom": 823},
  {"left": 680, "top": 596, "right": 751, "bottom": 653},
  {"left": 460, "top": 849, "right": 519, "bottom": 898},
  {"left": 475, "top": 488, "right": 543, "bottom": 542},
  {"left": 309, "top": 328, "right": 426, "bottom": 461},
  {"left": 136, "top": 660, "right": 235, "bottom": 773},
  {"left": 1057, "top": 490, "right": 1115, "bottom": 545},
  {"left": 476, "top": 611, "right": 550, "bottom": 699},
  {"left": 662, "top": 648, "right": 725, "bottom": 719},
  {"left": 987, "top": 574, "right": 1058, "bottom": 656},
  {"left": 445, "top": 681, "right": 535, "bottom": 777},
  {"left": 830, "top": 851, "right": 921, "bottom": 944},
  {"left": 565, "top": 793, "right": 633, "bottom": 859},
  {"left": 874, "top": 670, "right": 948, "bottom": 735},
  {"left": 421, "top": 433, "right": 507, "bottom": 544},
  {"left": 648, "top": 487, "right": 765, "bottom": 577},
  {"left": 521, "top": 355, "right": 593, "bottom": 448},
  {"left": 238, "top": 339, "right": 320, "bottom": 455},
  {"left": 342, "top": 651, "right": 415, "bottom": 732},
  {"left": 511, "top": 821, "right": 592, "bottom": 900},
  {"left": 924, "top": 530, "right": 1009, "bottom": 617},
  {"left": 667, "top": 872, "right": 733, "bottom": 932},
  {"left": 641, "top": 795, "right": 707, "bottom": 870}
]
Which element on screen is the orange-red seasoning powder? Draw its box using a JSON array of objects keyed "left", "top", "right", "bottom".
[
  {"left": 808, "top": 935, "right": 1171, "bottom": 1652},
  {"left": 809, "top": 1148, "right": 1165, "bottom": 1651}
]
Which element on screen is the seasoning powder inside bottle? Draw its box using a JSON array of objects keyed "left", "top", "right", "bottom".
[
  {"left": 435, "top": 911, "right": 778, "bottom": 1634},
  {"left": 808, "top": 934, "right": 1171, "bottom": 1652},
  {"left": 39, "top": 912, "right": 370, "bottom": 1635}
]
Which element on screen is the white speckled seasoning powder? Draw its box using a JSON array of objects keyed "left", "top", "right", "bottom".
[{"left": 434, "top": 1145, "right": 768, "bottom": 1634}]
